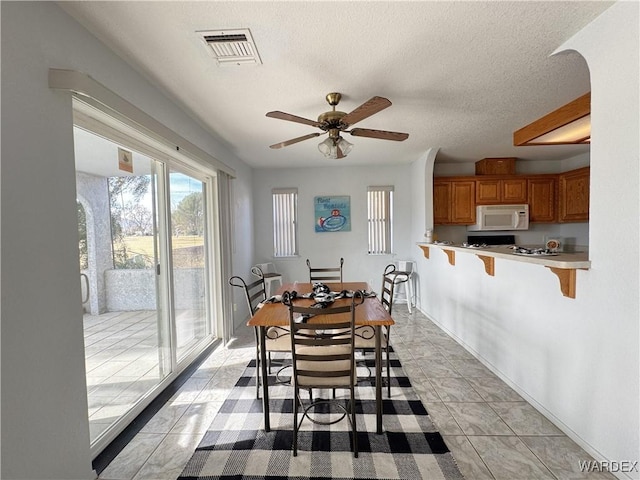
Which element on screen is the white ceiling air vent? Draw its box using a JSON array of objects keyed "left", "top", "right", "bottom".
[{"left": 197, "top": 29, "right": 262, "bottom": 66}]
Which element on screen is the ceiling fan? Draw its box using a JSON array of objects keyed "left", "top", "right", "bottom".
[{"left": 266, "top": 92, "right": 409, "bottom": 159}]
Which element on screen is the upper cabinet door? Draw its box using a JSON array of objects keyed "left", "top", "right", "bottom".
[
  {"left": 502, "top": 178, "right": 528, "bottom": 203},
  {"left": 476, "top": 178, "right": 527, "bottom": 204},
  {"left": 433, "top": 180, "right": 452, "bottom": 224},
  {"left": 559, "top": 167, "right": 590, "bottom": 222},
  {"left": 433, "top": 179, "right": 475, "bottom": 225},
  {"left": 451, "top": 181, "right": 476, "bottom": 224},
  {"left": 528, "top": 176, "right": 556, "bottom": 223},
  {"left": 476, "top": 179, "right": 501, "bottom": 203}
]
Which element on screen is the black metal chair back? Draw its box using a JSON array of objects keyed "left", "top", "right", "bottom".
[
  {"left": 380, "top": 264, "right": 397, "bottom": 314},
  {"left": 306, "top": 257, "right": 344, "bottom": 283},
  {"left": 229, "top": 274, "right": 273, "bottom": 399},
  {"left": 229, "top": 275, "right": 266, "bottom": 315}
]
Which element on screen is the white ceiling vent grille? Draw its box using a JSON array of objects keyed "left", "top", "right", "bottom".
[{"left": 197, "top": 29, "right": 262, "bottom": 66}]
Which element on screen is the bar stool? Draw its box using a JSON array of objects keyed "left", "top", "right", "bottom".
[
  {"left": 251, "top": 263, "right": 283, "bottom": 297},
  {"left": 392, "top": 260, "right": 415, "bottom": 312}
]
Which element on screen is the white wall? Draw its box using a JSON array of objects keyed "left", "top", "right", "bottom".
[
  {"left": 414, "top": 2, "right": 639, "bottom": 476},
  {"left": 0, "top": 3, "right": 254, "bottom": 479},
  {"left": 250, "top": 165, "right": 414, "bottom": 297}
]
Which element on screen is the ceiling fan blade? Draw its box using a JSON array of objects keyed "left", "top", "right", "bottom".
[
  {"left": 340, "top": 96, "right": 392, "bottom": 126},
  {"left": 266, "top": 111, "right": 323, "bottom": 128},
  {"left": 269, "top": 132, "right": 322, "bottom": 149},
  {"left": 350, "top": 128, "right": 409, "bottom": 141}
]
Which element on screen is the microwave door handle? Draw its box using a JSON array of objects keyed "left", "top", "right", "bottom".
[{"left": 513, "top": 211, "right": 521, "bottom": 229}]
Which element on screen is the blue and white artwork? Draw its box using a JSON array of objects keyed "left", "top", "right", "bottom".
[{"left": 314, "top": 195, "right": 351, "bottom": 233}]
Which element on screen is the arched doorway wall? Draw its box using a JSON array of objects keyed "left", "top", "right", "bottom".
[{"left": 76, "top": 173, "right": 112, "bottom": 315}]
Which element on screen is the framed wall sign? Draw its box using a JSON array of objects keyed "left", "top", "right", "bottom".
[{"left": 314, "top": 195, "right": 351, "bottom": 232}]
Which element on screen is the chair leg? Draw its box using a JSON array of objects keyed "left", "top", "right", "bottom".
[
  {"left": 255, "top": 350, "right": 261, "bottom": 399},
  {"left": 256, "top": 353, "right": 261, "bottom": 399},
  {"left": 386, "top": 344, "right": 391, "bottom": 398},
  {"left": 386, "top": 328, "right": 392, "bottom": 398},
  {"left": 407, "top": 276, "right": 414, "bottom": 312},
  {"left": 293, "top": 388, "right": 299, "bottom": 456},
  {"left": 351, "top": 385, "right": 358, "bottom": 458},
  {"left": 254, "top": 328, "right": 261, "bottom": 399}
]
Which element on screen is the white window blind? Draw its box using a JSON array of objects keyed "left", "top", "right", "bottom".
[
  {"left": 367, "top": 186, "right": 393, "bottom": 255},
  {"left": 272, "top": 188, "right": 298, "bottom": 257}
]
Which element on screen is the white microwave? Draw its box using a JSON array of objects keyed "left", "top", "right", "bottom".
[{"left": 468, "top": 204, "right": 529, "bottom": 231}]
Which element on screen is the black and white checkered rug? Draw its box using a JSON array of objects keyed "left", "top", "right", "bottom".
[{"left": 178, "top": 350, "right": 464, "bottom": 479}]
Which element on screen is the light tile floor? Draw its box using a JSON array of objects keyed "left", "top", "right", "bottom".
[
  {"left": 84, "top": 311, "right": 164, "bottom": 442},
  {"left": 97, "top": 307, "right": 614, "bottom": 480},
  {"left": 85, "top": 309, "right": 208, "bottom": 443}
]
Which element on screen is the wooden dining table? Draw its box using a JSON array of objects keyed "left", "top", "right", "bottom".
[{"left": 247, "top": 281, "right": 394, "bottom": 434}]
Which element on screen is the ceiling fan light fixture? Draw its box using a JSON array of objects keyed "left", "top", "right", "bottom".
[
  {"left": 318, "top": 137, "right": 337, "bottom": 158},
  {"left": 337, "top": 137, "right": 353, "bottom": 155},
  {"left": 318, "top": 136, "right": 353, "bottom": 159}
]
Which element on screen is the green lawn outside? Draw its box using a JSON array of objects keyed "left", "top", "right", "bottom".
[{"left": 123, "top": 235, "right": 204, "bottom": 258}]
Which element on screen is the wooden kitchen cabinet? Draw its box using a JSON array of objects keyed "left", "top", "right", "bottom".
[
  {"left": 434, "top": 179, "right": 476, "bottom": 225},
  {"left": 475, "top": 157, "right": 516, "bottom": 175},
  {"left": 476, "top": 178, "right": 527, "bottom": 204},
  {"left": 434, "top": 166, "right": 588, "bottom": 226},
  {"left": 433, "top": 180, "right": 451, "bottom": 225},
  {"left": 559, "top": 167, "right": 590, "bottom": 222},
  {"left": 528, "top": 176, "right": 556, "bottom": 222}
]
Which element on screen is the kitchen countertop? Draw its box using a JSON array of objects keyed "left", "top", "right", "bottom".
[{"left": 417, "top": 243, "right": 591, "bottom": 269}]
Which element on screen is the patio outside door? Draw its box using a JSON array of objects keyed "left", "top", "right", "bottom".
[
  {"left": 74, "top": 122, "right": 217, "bottom": 454},
  {"left": 169, "top": 169, "right": 210, "bottom": 360},
  {"left": 76, "top": 126, "right": 170, "bottom": 447}
]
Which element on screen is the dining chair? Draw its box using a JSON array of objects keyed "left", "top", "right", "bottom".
[
  {"left": 353, "top": 264, "right": 405, "bottom": 397},
  {"left": 229, "top": 275, "right": 290, "bottom": 398},
  {"left": 250, "top": 262, "right": 283, "bottom": 298},
  {"left": 283, "top": 289, "right": 364, "bottom": 458},
  {"left": 306, "top": 257, "right": 344, "bottom": 283}
]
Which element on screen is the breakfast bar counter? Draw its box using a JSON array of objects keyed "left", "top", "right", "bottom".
[{"left": 417, "top": 242, "right": 590, "bottom": 299}]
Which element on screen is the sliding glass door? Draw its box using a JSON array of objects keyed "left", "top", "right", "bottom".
[
  {"left": 75, "top": 127, "right": 170, "bottom": 444},
  {"left": 169, "top": 170, "right": 210, "bottom": 360},
  {"left": 73, "top": 112, "right": 218, "bottom": 453}
]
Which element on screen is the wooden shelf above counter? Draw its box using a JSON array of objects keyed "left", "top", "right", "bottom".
[{"left": 417, "top": 243, "right": 590, "bottom": 299}]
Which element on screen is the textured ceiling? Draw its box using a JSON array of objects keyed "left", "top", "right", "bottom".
[{"left": 59, "top": 1, "right": 611, "bottom": 169}]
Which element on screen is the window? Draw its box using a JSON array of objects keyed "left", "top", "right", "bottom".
[
  {"left": 273, "top": 188, "right": 298, "bottom": 257},
  {"left": 368, "top": 186, "right": 393, "bottom": 255}
]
